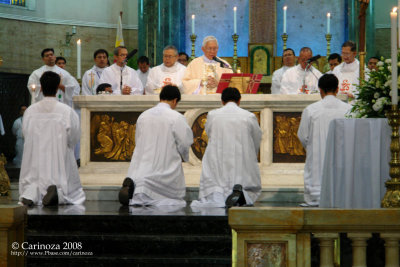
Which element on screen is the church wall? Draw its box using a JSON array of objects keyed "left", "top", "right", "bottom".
[
  {"left": 0, "top": 0, "right": 138, "bottom": 75},
  {"left": 373, "top": 0, "right": 396, "bottom": 58}
]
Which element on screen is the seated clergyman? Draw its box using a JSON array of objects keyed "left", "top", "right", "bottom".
[
  {"left": 19, "top": 71, "right": 86, "bottom": 206},
  {"left": 119, "top": 85, "right": 193, "bottom": 206},
  {"left": 191, "top": 87, "right": 263, "bottom": 208}
]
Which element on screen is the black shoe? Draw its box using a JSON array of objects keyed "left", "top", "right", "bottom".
[
  {"left": 21, "top": 198, "right": 33, "bottom": 207},
  {"left": 225, "top": 184, "right": 246, "bottom": 208},
  {"left": 42, "top": 185, "right": 59, "bottom": 206},
  {"left": 119, "top": 177, "right": 135, "bottom": 206},
  {"left": 76, "top": 159, "right": 80, "bottom": 168}
]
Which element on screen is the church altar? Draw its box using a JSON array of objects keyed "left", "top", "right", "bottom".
[{"left": 73, "top": 94, "right": 347, "bottom": 196}]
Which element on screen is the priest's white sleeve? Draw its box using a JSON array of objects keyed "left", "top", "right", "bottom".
[
  {"left": 27, "top": 70, "right": 42, "bottom": 102},
  {"left": 145, "top": 69, "right": 158, "bottom": 95},
  {"left": 182, "top": 63, "right": 202, "bottom": 94},
  {"left": 63, "top": 74, "right": 79, "bottom": 106},
  {"left": 81, "top": 70, "right": 93, "bottom": 95},
  {"left": 129, "top": 70, "right": 144, "bottom": 95},
  {"left": 297, "top": 108, "right": 310, "bottom": 148},
  {"left": 279, "top": 73, "right": 292, "bottom": 94},
  {"left": 270, "top": 70, "right": 281, "bottom": 94},
  {"left": 172, "top": 115, "right": 193, "bottom": 162}
]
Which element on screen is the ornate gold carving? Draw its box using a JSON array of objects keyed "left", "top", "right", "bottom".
[
  {"left": 274, "top": 115, "right": 305, "bottom": 156},
  {"left": 0, "top": 154, "right": 11, "bottom": 197},
  {"left": 92, "top": 114, "right": 136, "bottom": 161},
  {"left": 192, "top": 113, "right": 208, "bottom": 160}
]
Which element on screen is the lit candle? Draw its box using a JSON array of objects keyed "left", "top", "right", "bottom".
[
  {"left": 391, "top": 7, "right": 398, "bottom": 105},
  {"left": 191, "top": 14, "right": 195, "bottom": 35},
  {"left": 77, "top": 39, "right": 81, "bottom": 79},
  {"left": 283, "top": 6, "right": 287, "bottom": 33},
  {"left": 233, "top": 6, "right": 237, "bottom": 34},
  {"left": 31, "top": 84, "right": 36, "bottom": 104},
  {"left": 327, "top": 13, "right": 331, "bottom": 34}
]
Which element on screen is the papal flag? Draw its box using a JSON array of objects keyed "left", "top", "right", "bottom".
[{"left": 115, "top": 12, "right": 124, "bottom": 47}]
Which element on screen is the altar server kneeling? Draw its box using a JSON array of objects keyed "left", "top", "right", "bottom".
[
  {"left": 119, "top": 85, "right": 193, "bottom": 206},
  {"left": 191, "top": 87, "right": 263, "bottom": 208},
  {"left": 19, "top": 71, "right": 85, "bottom": 206}
]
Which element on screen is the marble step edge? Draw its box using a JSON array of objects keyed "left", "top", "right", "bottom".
[{"left": 27, "top": 233, "right": 232, "bottom": 240}]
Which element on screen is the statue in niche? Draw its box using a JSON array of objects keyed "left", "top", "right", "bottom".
[{"left": 274, "top": 115, "right": 305, "bottom": 156}]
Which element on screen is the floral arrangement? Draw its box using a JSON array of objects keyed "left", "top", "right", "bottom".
[{"left": 350, "top": 56, "right": 400, "bottom": 118}]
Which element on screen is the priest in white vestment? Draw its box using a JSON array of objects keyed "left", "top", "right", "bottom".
[
  {"left": 332, "top": 41, "right": 360, "bottom": 98},
  {"left": 182, "top": 36, "right": 233, "bottom": 94},
  {"left": 191, "top": 88, "right": 262, "bottom": 208},
  {"left": 119, "top": 85, "right": 193, "bottom": 206},
  {"left": 81, "top": 49, "right": 109, "bottom": 95},
  {"left": 137, "top": 56, "right": 151, "bottom": 91},
  {"left": 19, "top": 71, "right": 85, "bottom": 206},
  {"left": 280, "top": 47, "right": 322, "bottom": 94},
  {"left": 271, "top": 48, "right": 296, "bottom": 94},
  {"left": 12, "top": 105, "right": 27, "bottom": 167},
  {"left": 98, "top": 46, "right": 143, "bottom": 95},
  {"left": 297, "top": 74, "right": 351, "bottom": 207},
  {"left": 146, "top": 45, "right": 186, "bottom": 94},
  {"left": 27, "top": 48, "right": 79, "bottom": 105}
]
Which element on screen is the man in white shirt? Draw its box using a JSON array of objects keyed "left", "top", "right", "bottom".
[
  {"left": 191, "top": 87, "right": 262, "bottom": 208},
  {"left": 145, "top": 45, "right": 186, "bottom": 94},
  {"left": 327, "top": 53, "right": 342, "bottom": 73},
  {"left": 297, "top": 74, "right": 351, "bottom": 207},
  {"left": 137, "top": 56, "right": 151, "bottom": 91},
  {"left": 280, "top": 47, "right": 322, "bottom": 94},
  {"left": 27, "top": 48, "right": 79, "bottom": 105},
  {"left": 81, "top": 49, "right": 109, "bottom": 95},
  {"left": 119, "top": 85, "right": 193, "bottom": 206},
  {"left": 182, "top": 36, "right": 233, "bottom": 94},
  {"left": 98, "top": 46, "right": 143, "bottom": 95},
  {"left": 178, "top": 52, "right": 189, "bottom": 67},
  {"left": 271, "top": 48, "right": 296, "bottom": 94},
  {"left": 332, "top": 41, "right": 359, "bottom": 98},
  {"left": 19, "top": 71, "right": 85, "bottom": 206}
]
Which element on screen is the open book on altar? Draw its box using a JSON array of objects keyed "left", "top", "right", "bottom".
[{"left": 216, "top": 73, "right": 263, "bottom": 94}]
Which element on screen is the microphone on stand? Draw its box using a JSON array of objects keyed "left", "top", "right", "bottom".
[
  {"left": 123, "top": 49, "right": 138, "bottom": 64},
  {"left": 306, "top": 55, "right": 321, "bottom": 63},
  {"left": 212, "top": 56, "right": 230, "bottom": 68}
]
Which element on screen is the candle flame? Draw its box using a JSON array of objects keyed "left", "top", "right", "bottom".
[
  {"left": 393, "top": 7, "right": 398, "bottom": 13},
  {"left": 77, "top": 39, "right": 81, "bottom": 44},
  {"left": 234, "top": 6, "right": 237, "bottom": 11},
  {"left": 32, "top": 84, "right": 36, "bottom": 91},
  {"left": 192, "top": 14, "right": 195, "bottom": 19},
  {"left": 327, "top": 12, "right": 331, "bottom": 17},
  {"left": 283, "top": 6, "right": 287, "bottom": 10}
]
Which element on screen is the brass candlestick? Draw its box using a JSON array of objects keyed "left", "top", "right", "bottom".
[
  {"left": 281, "top": 33, "right": 288, "bottom": 50},
  {"left": 382, "top": 105, "right": 400, "bottom": 207},
  {"left": 359, "top": 51, "right": 366, "bottom": 82},
  {"left": 325, "top": 34, "right": 332, "bottom": 57},
  {"left": 190, "top": 34, "right": 197, "bottom": 61},
  {"left": 232, "top": 34, "right": 239, "bottom": 73}
]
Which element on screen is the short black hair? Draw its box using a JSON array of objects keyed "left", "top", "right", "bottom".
[
  {"left": 328, "top": 53, "right": 342, "bottom": 63},
  {"left": 178, "top": 52, "right": 189, "bottom": 60},
  {"left": 40, "top": 71, "right": 60, "bottom": 97},
  {"left": 342, "top": 41, "right": 357, "bottom": 52},
  {"left": 56, "top": 56, "right": 66, "bottom": 64},
  {"left": 318, "top": 74, "right": 338, "bottom": 94},
  {"left": 94, "top": 49, "right": 109, "bottom": 59},
  {"left": 283, "top": 48, "right": 295, "bottom": 56},
  {"left": 160, "top": 85, "right": 181, "bottom": 102},
  {"left": 368, "top": 56, "right": 380, "bottom": 62},
  {"left": 41, "top": 48, "right": 54, "bottom": 58},
  {"left": 221, "top": 87, "right": 241, "bottom": 103},
  {"left": 96, "top": 83, "right": 112, "bottom": 94},
  {"left": 137, "top": 56, "right": 150, "bottom": 65}
]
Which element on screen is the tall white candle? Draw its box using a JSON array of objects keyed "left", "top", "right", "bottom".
[
  {"left": 327, "top": 13, "right": 331, "bottom": 34},
  {"left": 191, "top": 14, "right": 195, "bottom": 35},
  {"left": 283, "top": 6, "right": 287, "bottom": 33},
  {"left": 391, "top": 7, "right": 398, "bottom": 105},
  {"left": 77, "top": 39, "right": 81, "bottom": 79},
  {"left": 233, "top": 6, "right": 237, "bottom": 34}
]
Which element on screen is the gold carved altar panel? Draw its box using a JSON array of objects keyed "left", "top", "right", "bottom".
[{"left": 273, "top": 112, "right": 305, "bottom": 163}]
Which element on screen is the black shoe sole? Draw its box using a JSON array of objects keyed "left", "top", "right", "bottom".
[
  {"left": 119, "top": 178, "right": 135, "bottom": 206},
  {"left": 22, "top": 198, "right": 33, "bottom": 207},
  {"left": 42, "top": 185, "right": 58, "bottom": 206}
]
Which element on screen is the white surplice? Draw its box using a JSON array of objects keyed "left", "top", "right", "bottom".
[
  {"left": 145, "top": 62, "right": 186, "bottom": 95},
  {"left": 19, "top": 97, "right": 85, "bottom": 205},
  {"left": 138, "top": 68, "right": 150, "bottom": 92},
  {"left": 297, "top": 95, "right": 351, "bottom": 206},
  {"left": 182, "top": 56, "right": 233, "bottom": 95},
  {"left": 126, "top": 103, "right": 193, "bottom": 206},
  {"left": 280, "top": 65, "right": 322, "bottom": 94},
  {"left": 98, "top": 63, "right": 144, "bottom": 95},
  {"left": 12, "top": 117, "right": 24, "bottom": 167},
  {"left": 81, "top": 65, "right": 106, "bottom": 95},
  {"left": 191, "top": 102, "right": 262, "bottom": 208},
  {"left": 27, "top": 65, "right": 79, "bottom": 106},
  {"left": 332, "top": 59, "right": 360, "bottom": 96},
  {"left": 271, "top": 66, "right": 291, "bottom": 94}
]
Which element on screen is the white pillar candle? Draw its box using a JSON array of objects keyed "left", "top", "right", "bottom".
[
  {"left": 191, "top": 14, "right": 195, "bottom": 35},
  {"left": 77, "top": 39, "right": 81, "bottom": 79},
  {"left": 327, "top": 13, "right": 331, "bottom": 34},
  {"left": 391, "top": 7, "right": 398, "bottom": 105},
  {"left": 283, "top": 6, "right": 287, "bottom": 33},
  {"left": 233, "top": 6, "right": 237, "bottom": 34}
]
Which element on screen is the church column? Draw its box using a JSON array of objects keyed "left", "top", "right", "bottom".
[
  {"left": 347, "top": 233, "right": 371, "bottom": 267},
  {"left": 138, "top": 0, "right": 186, "bottom": 66},
  {"left": 380, "top": 233, "right": 400, "bottom": 267}
]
